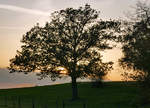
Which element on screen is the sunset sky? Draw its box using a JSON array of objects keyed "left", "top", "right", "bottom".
[{"left": 0, "top": 0, "right": 140, "bottom": 86}]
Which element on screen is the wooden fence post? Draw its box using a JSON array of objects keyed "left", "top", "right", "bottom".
[
  {"left": 83, "top": 102, "right": 86, "bottom": 108},
  {"left": 32, "top": 98, "right": 35, "bottom": 108},
  {"left": 56, "top": 99, "right": 58, "bottom": 108},
  {"left": 12, "top": 96, "right": 16, "bottom": 108},
  {"left": 62, "top": 100, "right": 65, "bottom": 108},
  {"left": 83, "top": 100, "right": 86, "bottom": 108},
  {"left": 18, "top": 96, "right": 21, "bottom": 108}
]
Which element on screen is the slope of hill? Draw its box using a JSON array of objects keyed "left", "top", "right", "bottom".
[{"left": 0, "top": 81, "right": 149, "bottom": 108}]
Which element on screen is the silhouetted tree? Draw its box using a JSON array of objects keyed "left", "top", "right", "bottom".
[
  {"left": 89, "top": 59, "right": 113, "bottom": 88},
  {"left": 9, "top": 4, "right": 119, "bottom": 100},
  {"left": 119, "top": 1, "right": 150, "bottom": 104}
]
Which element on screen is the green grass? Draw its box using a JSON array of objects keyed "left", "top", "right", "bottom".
[{"left": 0, "top": 81, "right": 149, "bottom": 108}]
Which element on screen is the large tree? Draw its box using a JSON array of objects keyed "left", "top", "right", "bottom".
[
  {"left": 9, "top": 4, "right": 119, "bottom": 100},
  {"left": 119, "top": 1, "right": 150, "bottom": 104}
]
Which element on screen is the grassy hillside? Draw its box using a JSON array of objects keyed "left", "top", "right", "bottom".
[{"left": 0, "top": 81, "right": 149, "bottom": 108}]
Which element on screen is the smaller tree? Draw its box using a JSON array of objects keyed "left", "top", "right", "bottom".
[
  {"left": 88, "top": 56, "right": 113, "bottom": 87},
  {"left": 119, "top": 1, "right": 150, "bottom": 105}
]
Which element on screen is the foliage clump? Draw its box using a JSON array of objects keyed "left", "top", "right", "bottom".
[{"left": 119, "top": 1, "right": 150, "bottom": 105}]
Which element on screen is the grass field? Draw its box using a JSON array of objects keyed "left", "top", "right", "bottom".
[{"left": 0, "top": 81, "right": 149, "bottom": 108}]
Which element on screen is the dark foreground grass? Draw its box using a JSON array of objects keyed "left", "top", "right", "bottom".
[{"left": 0, "top": 81, "right": 149, "bottom": 108}]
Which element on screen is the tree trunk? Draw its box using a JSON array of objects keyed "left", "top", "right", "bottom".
[{"left": 71, "top": 76, "right": 78, "bottom": 100}]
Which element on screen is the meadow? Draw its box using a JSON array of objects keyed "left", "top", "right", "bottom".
[{"left": 0, "top": 81, "right": 149, "bottom": 108}]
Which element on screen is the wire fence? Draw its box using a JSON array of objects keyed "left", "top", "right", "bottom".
[
  {"left": 0, "top": 95, "right": 146, "bottom": 108},
  {"left": 0, "top": 95, "right": 88, "bottom": 108}
]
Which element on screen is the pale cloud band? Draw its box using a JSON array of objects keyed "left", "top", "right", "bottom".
[
  {"left": 0, "top": 4, "right": 50, "bottom": 16},
  {"left": 0, "top": 26, "right": 27, "bottom": 30}
]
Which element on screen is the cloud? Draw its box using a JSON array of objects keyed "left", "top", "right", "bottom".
[
  {"left": 0, "top": 26, "right": 27, "bottom": 30},
  {"left": 0, "top": 4, "right": 50, "bottom": 16},
  {"left": 0, "top": 83, "right": 36, "bottom": 89}
]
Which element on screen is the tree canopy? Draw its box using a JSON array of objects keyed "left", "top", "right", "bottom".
[{"left": 9, "top": 4, "right": 119, "bottom": 100}]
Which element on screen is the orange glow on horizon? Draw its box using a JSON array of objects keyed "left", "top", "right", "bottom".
[
  {"left": 57, "top": 67, "right": 68, "bottom": 74},
  {"left": 0, "top": 83, "right": 36, "bottom": 89}
]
